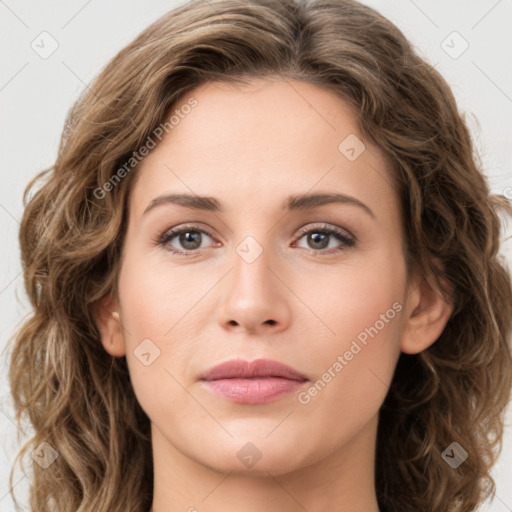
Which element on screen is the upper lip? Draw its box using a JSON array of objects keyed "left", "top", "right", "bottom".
[{"left": 200, "top": 358, "right": 308, "bottom": 382}]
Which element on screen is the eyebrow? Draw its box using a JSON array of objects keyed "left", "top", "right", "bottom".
[{"left": 143, "top": 192, "right": 376, "bottom": 219}]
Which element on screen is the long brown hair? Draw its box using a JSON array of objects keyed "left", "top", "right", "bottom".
[{"left": 7, "top": 0, "right": 512, "bottom": 511}]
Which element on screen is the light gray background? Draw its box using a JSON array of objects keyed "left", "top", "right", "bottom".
[{"left": 1, "top": 1, "right": 511, "bottom": 510}]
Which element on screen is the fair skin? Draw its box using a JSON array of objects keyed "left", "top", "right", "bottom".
[{"left": 95, "top": 77, "right": 453, "bottom": 512}]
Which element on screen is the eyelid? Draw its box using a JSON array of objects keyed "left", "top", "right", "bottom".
[
  {"left": 156, "top": 222, "right": 215, "bottom": 245},
  {"left": 294, "top": 222, "right": 354, "bottom": 241}
]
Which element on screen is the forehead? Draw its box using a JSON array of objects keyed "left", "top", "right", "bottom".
[
  {"left": 159, "top": 78, "right": 364, "bottom": 160},
  {"left": 129, "top": 78, "right": 398, "bottom": 219}
]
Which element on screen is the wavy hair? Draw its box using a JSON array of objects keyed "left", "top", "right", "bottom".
[{"left": 7, "top": 0, "right": 512, "bottom": 511}]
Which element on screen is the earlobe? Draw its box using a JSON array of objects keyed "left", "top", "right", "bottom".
[
  {"left": 400, "top": 270, "right": 454, "bottom": 355},
  {"left": 93, "top": 295, "right": 126, "bottom": 357}
]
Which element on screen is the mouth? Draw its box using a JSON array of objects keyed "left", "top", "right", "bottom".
[{"left": 199, "top": 358, "right": 309, "bottom": 404}]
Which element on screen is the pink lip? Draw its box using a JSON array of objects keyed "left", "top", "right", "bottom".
[{"left": 200, "top": 358, "right": 309, "bottom": 404}]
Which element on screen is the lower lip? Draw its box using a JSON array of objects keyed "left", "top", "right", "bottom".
[{"left": 202, "top": 377, "right": 307, "bottom": 404}]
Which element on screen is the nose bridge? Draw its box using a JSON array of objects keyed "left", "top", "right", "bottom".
[
  {"left": 231, "top": 232, "right": 275, "bottom": 303},
  {"left": 229, "top": 208, "right": 276, "bottom": 284},
  {"left": 216, "top": 230, "right": 290, "bottom": 333}
]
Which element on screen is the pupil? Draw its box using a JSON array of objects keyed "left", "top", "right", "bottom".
[
  {"left": 309, "top": 232, "right": 328, "bottom": 249},
  {"left": 180, "top": 231, "right": 201, "bottom": 249}
]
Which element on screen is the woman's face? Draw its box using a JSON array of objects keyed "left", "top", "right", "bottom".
[{"left": 103, "top": 78, "right": 417, "bottom": 476}]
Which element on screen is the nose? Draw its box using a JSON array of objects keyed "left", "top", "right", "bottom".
[{"left": 216, "top": 240, "right": 291, "bottom": 336}]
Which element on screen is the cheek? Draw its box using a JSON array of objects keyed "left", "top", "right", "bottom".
[
  {"left": 115, "top": 251, "right": 220, "bottom": 413},
  {"left": 294, "top": 260, "right": 404, "bottom": 420},
  {"left": 296, "top": 258, "right": 404, "bottom": 352},
  {"left": 114, "top": 255, "right": 176, "bottom": 393},
  {"left": 118, "top": 252, "right": 208, "bottom": 337}
]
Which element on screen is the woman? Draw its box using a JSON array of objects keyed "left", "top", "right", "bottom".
[{"left": 8, "top": 0, "right": 512, "bottom": 511}]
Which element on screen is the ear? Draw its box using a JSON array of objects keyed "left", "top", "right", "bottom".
[
  {"left": 92, "top": 293, "right": 126, "bottom": 357},
  {"left": 400, "top": 265, "right": 454, "bottom": 355}
]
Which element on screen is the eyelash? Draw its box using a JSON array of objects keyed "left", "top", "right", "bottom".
[{"left": 155, "top": 223, "right": 356, "bottom": 257}]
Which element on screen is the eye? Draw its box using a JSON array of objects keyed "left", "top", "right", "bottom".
[
  {"left": 156, "top": 222, "right": 356, "bottom": 256},
  {"left": 156, "top": 224, "right": 217, "bottom": 256},
  {"left": 293, "top": 223, "right": 356, "bottom": 254}
]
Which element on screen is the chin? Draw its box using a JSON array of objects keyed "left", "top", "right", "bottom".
[{"left": 187, "top": 433, "right": 316, "bottom": 476}]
